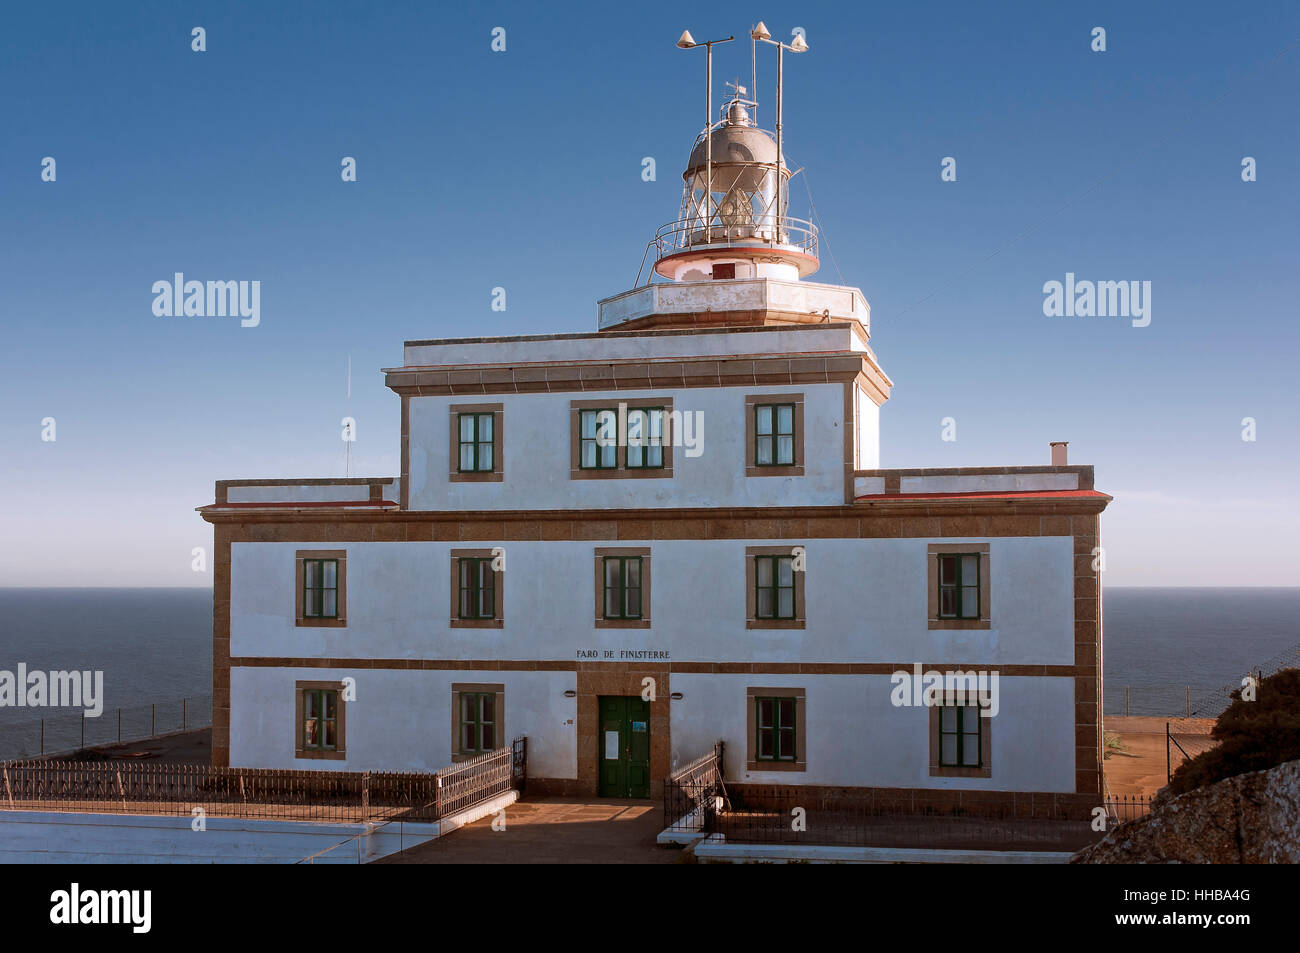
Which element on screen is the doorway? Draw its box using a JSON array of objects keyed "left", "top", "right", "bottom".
[{"left": 598, "top": 696, "right": 651, "bottom": 797}]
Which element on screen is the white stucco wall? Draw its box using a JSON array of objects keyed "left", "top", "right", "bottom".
[
  {"left": 230, "top": 535, "right": 1074, "bottom": 665},
  {"left": 229, "top": 666, "right": 576, "bottom": 777},
  {"left": 670, "top": 673, "right": 1077, "bottom": 791},
  {"left": 407, "top": 383, "right": 851, "bottom": 511},
  {"left": 403, "top": 324, "right": 861, "bottom": 368}
]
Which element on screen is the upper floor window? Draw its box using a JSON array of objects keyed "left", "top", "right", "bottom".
[
  {"left": 745, "top": 394, "right": 804, "bottom": 478},
  {"left": 571, "top": 399, "right": 675, "bottom": 480},
  {"left": 448, "top": 403, "right": 503, "bottom": 483},
  {"left": 458, "top": 412, "right": 494, "bottom": 472},
  {"left": 458, "top": 557, "right": 495, "bottom": 620},
  {"left": 451, "top": 549, "right": 504, "bottom": 628},
  {"left": 754, "top": 554, "right": 796, "bottom": 620},
  {"left": 927, "top": 543, "right": 990, "bottom": 631},
  {"left": 603, "top": 555, "right": 643, "bottom": 620},
  {"left": 754, "top": 403, "right": 795, "bottom": 467},
  {"left": 295, "top": 550, "right": 346, "bottom": 627},
  {"left": 579, "top": 408, "right": 619, "bottom": 470},
  {"left": 745, "top": 546, "right": 806, "bottom": 629},
  {"left": 303, "top": 559, "right": 338, "bottom": 618},
  {"left": 937, "top": 553, "right": 980, "bottom": 619}
]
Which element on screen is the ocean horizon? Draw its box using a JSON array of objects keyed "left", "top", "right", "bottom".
[{"left": 0, "top": 586, "right": 1296, "bottom": 741}]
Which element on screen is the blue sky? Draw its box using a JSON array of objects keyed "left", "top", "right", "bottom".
[{"left": 1, "top": 1, "right": 1297, "bottom": 586}]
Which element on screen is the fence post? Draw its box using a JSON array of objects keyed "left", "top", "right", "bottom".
[
  {"left": 362, "top": 772, "right": 370, "bottom": 818},
  {"left": 1166, "top": 722, "right": 1171, "bottom": 783}
]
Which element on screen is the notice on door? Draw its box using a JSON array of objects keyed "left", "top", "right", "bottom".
[{"left": 604, "top": 731, "right": 619, "bottom": 760}]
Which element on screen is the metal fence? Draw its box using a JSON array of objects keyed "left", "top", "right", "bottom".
[
  {"left": 662, "top": 742, "right": 725, "bottom": 834},
  {"left": 1103, "top": 793, "right": 1153, "bottom": 824},
  {"left": 0, "top": 736, "right": 527, "bottom": 825},
  {"left": 0, "top": 694, "right": 213, "bottom": 762}
]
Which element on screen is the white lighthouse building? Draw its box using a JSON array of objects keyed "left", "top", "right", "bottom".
[{"left": 201, "top": 29, "right": 1108, "bottom": 815}]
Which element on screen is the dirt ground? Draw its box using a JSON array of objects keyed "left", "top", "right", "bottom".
[
  {"left": 375, "top": 798, "right": 686, "bottom": 864},
  {"left": 1103, "top": 716, "right": 1215, "bottom": 796},
  {"left": 66, "top": 727, "right": 212, "bottom": 764}
]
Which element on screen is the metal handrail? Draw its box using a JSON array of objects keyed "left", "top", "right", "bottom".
[{"left": 652, "top": 215, "right": 818, "bottom": 257}]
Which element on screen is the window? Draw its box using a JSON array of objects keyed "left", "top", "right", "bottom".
[
  {"left": 937, "top": 553, "right": 979, "bottom": 619},
  {"left": 745, "top": 546, "right": 806, "bottom": 629},
  {"left": 570, "top": 399, "right": 675, "bottom": 480},
  {"left": 295, "top": 681, "right": 346, "bottom": 760},
  {"left": 745, "top": 687, "right": 805, "bottom": 772},
  {"left": 744, "top": 394, "right": 804, "bottom": 478},
  {"left": 604, "top": 556, "right": 642, "bottom": 619},
  {"left": 593, "top": 548, "right": 652, "bottom": 628},
  {"left": 755, "top": 696, "right": 797, "bottom": 762},
  {"left": 938, "top": 703, "right": 982, "bottom": 767},
  {"left": 712, "top": 263, "right": 736, "bottom": 280},
  {"left": 460, "top": 692, "right": 497, "bottom": 754},
  {"left": 754, "top": 403, "right": 795, "bottom": 467},
  {"left": 457, "top": 412, "right": 494, "bottom": 472},
  {"left": 930, "top": 696, "right": 992, "bottom": 778},
  {"left": 926, "top": 543, "right": 990, "bottom": 630},
  {"left": 448, "top": 403, "right": 503, "bottom": 483},
  {"left": 295, "top": 550, "right": 346, "bottom": 627},
  {"left": 450, "top": 550, "right": 504, "bottom": 628},
  {"left": 579, "top": 408, "right": 619, "bottom": 469},
  {"left": 303, "top": 559, "right": 338, "bottom": 618},
  {"left": 755, "top": 555, "right": 795, "bottom": 619},
  {"left": 458, "top": 558, "right": 495, "bottom": 620},
  {"left": 451, "top": 683, "right": 504, "bottom": 761},
  {"left": 624, "top": 408, "right": 665, "bottom": 469}
]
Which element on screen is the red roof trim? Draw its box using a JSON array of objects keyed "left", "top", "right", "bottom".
[
  {"left": 855, "top": 489, "right": 1110, "bottom": 502},
  {"left": 202, "top": 500, "right": 398, "bottom": 510}
]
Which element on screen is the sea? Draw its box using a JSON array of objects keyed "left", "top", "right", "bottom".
[{"left": 0, "top": 587, "right": 1296, "bottom": 759}]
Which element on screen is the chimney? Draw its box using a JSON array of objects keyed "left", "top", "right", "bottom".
[{"left": 1050, "top": 441, "right": 1068, "bottom": 466}]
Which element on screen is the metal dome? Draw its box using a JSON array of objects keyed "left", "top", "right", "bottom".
[{"left": 684, "top": 124, "right": 784, "bottom": 177}]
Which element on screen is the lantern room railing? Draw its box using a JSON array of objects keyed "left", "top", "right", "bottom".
[{"left": 637, "top": 215, "right": 818, "bottom": 285}]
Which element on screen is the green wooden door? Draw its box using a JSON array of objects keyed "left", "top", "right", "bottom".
[{"left": 598, "top": 696, "right": 651, "bottom": 797}]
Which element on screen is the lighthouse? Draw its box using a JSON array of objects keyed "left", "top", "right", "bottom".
[
  {"left": 203, "top": 23, "right": 1107, "bottom": 822},
  {"left": 598, "top": 26, "right": 872, "bottom": 343}
]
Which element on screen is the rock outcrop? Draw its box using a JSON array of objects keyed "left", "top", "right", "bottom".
[{"left": 1073, "top": 759, "right": 1300, "bottom": 863}]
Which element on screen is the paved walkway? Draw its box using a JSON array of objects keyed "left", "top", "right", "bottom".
[{"left": 374, "top": 797, "right": 686, "bottom": 864}]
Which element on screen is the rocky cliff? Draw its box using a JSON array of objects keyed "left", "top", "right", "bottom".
[{"left": 1073, "top": 758, "right": 1300, "bottom": 863}]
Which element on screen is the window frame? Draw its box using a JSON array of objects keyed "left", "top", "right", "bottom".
[
  {"left": 295, "top": 550, "right": 347, "bottom": 628},
  {"left": 295, "top": 680, "right": 346, "bottom": 760},
  {"left": 450, "top": 549, "right": 505, "bottom": 628},
  {"left": 570, "top": 398, "right": 675, "bottom": 480},
  {"left": 457, "top": 556, "right": 496, "bottom": 621},
  {"left": 594, "top": 547, "right": 652, "bottom": 629},
  {"left": 451, "top": 682, "right": 505, "bottom": 762},
  {"left": 930, "top": 694, "right": 993, "bottom": 778},
  {"left": 745, "top": 545, "right": 806, "bottom": 629},
  {"left": 745, "top": 686, "right": 806, "bottom": 772},
  {"left": 448, "top": 403, "right": 504, "bottom": 483},
  {"left": 754, "top": 695, "right": 798, "bottom": 762},
  {"left": 926, "top": 543, "right": 991, "bottom": 631},
  {"left": 753, "top": 554, "right": 796, "bottom": 621},
  {"left": 456, "top": 411, "right": 495, "bottom": 473},
  {"left": 744, "top": 393, "right": 805, "bottom": 478}
]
